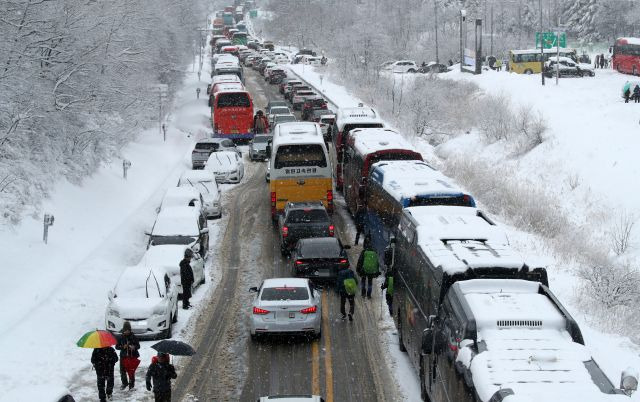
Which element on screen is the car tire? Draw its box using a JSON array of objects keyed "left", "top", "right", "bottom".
[
  {"left": 250, "top": 332, "right": 261, "bottom": 342},
  {"left": 524, "top": 69, "right": 533, "bottom": 75},
  {"left": 172, "top": 308, "right": 178, "bottom": 324},
  {"left": 313, "top": 329, "right": 322, "bottom": 340},
  {"left": 162, "top": 321, "right": 173, "bottom": 339},
  {"left": 200, "top": 273, "right": 206, "bottom": 285},
  {"left": 408, "top": 69, "right": 416, "bottom": 73}
]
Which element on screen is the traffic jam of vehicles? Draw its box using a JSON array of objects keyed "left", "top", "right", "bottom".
[{"left": 88, "top": 2, "right": 640, "bottom": 401}]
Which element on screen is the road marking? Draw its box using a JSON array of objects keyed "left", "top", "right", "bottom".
[
  {"left": 311, "top": 340, "right": 320, "bottom": 395},
  {"left": 322, "top": 291, "right": 334, "bottom": 402}
]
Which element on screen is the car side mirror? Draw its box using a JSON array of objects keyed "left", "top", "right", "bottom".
[
  {"left": 422, "top": 328, "right": 434, "bottom": 355},
  {"left": 249, "top": 286, "right": 259, "bottom": 292},
  {"left": 621, "top": 368, "right": 639, "bottom": 395}
]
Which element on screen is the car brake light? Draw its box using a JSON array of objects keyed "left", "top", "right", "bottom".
[
  {"left": 339, "top": 259, "right": 348, "bottom": 265},
  {"left": 327, "top": 190, "right": 334, "bottom": 213},
  {"left": 463, "top": 194, "right": 470, "bottom": 203},
  {"left": 253, "top": 307, "right": 270, "bottom": 315},
  {"left": 282, "top": 226, "right": 289, "bottom": 237},
  {"left": 295, "top": 260, "right": 305, "bottom": 266},
  {"left": 300, "top": 306, "right": 317, "bottom": 314},
  {"left": 329, "top": 225, "right": 334, "bottom": 237},
  {"left": 271, "top": 192, "right": 276, "bottom": 216}
]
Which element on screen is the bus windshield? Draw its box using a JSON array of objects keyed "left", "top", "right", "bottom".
[
  {"left": 275, "top": 144, "right": 327, "bottom": 169},
  {"left": 407, "top": 195, "right": 474, "bottom": 208},
  {"left": 216, "top": 93, "right": 250, "bottom": 108}
]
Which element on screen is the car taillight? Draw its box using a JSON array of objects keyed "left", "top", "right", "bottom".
[
  {"left": 300, "top": 306, "right": 317, "bottom": 314},
  {"left": 271, "top": 192, "right": 276, "bottom": 216},
  {"left": 329, "top": 225, "right": 334, "bottom": 237},
  {"left": 282, "top": 226, "right": 289, "bottom": 237},
  {"left": 253, "top": 307, "right": 270, "bottom": 315},
  {"left": 295, "top": 260, "right": 305, "bottom": 266},
  {"left": 339, "top": 258, "right": 348, "bottom": 265},
  {"left": 327, "top": 190, "right": 334, "bottom": 213}
]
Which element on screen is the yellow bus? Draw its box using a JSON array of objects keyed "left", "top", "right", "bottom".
[
  {"left": 268, "top": 122, "right": 333, "bottom": 219},
  {"left": 509, "top": 48, "right": 577, "bottom": 74}
]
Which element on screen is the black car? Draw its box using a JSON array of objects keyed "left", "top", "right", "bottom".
[
  {"left": 544, "top": 58, "right": 595, "bottom": 78},
  {"left": 290, "top": 237, "right": 350, "bottom": 280},
  {"left": 418, "top": 63, "right": 450, "bottom": 74},
  {"left": 278, "top": 202, "right": 334, "bottom": 256}
]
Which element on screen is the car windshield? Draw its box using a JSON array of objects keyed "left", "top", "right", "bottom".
[
  {"left": 261, "top": 287, "right": 309, "bottom": 301},
  {"left": 253, "top": 136, "right": 271, "bottom": 143},
  {"left": 300, "top": 239, "right": 342, "bottom": 258},
  {"left": 275, "top": 115, "right": 296, "bottom": 123},
  {"left": 150, "top": 235, "right": 196, "bottom": 246},
  {"left": 270, "top": 107, "right": 290, "bottom": 115},
  {"left": 195, "top": 142, "right": 219, "bottom": 151},
  {"left": 286, "top": 209, "right": 328, "bottom": 224}
]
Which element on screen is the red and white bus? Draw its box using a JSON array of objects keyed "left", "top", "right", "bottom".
[
  {"left": 612, "top": 37, "right": 640, "bottom": 75},
  {"left": 212, "top": 90, "right": 254, "bottom": 141},
  {"left": 342, "top": 128, "right": 422, "bottom": 214},
  {"left": 330, "top": 105, "right": 384, "bottom": 191}
]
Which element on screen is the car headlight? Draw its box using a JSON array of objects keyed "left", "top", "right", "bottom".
[{"left": 108, "top": 308, "right": 120, "bottom": 318}]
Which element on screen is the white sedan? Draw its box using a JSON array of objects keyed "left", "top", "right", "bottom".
[
  {"left": 106, "top": 265, "right": 179, "bottom": 339},
  {"left": 249, "top": 278, "right": 322, "bottom": 340},
  {"left": 178, "top": 170, "right": 222, "bottom": 219},
  {"left": 141, "top": 245, "right": 205, "bottom": 296},
  {"left": 205, "top": 151, "right": 245, "bottom": 183},
  {"left": 380, "top": 60, "right": 419, "bottom": 73}
]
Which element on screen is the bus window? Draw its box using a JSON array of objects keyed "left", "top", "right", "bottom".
[
  {"left": 407, "top": 195, "right": 474, "bottom": 208},
  {"left": 216, "top": 93, "right": 250, "bottom": 108},
  {"left": 275, "top": 144, "right": 327, "bottom": 169}
]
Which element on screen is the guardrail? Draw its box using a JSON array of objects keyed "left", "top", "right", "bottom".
[{"left": 285, "top": 67, "right": 340, "bottom": 112}]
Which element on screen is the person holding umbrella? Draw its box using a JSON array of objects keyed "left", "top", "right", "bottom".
[
  {"left": 116, "top": 321, "right": 140, "bottom": 390},
  {"left": 77, "top": 330, "right": 119, "bottom": 402},
  {"left": 146, "top": 352, "right": 177, "bottom": 402}
]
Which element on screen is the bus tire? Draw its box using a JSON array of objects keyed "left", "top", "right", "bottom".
[
  {"left": 524, "top": 69, "right": 533, "bottom": 75},
  {"left": 397, "top": 311, "right": 407, "bottom": 352}
]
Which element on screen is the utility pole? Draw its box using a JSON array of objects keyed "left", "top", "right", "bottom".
[
  {"left": 540, "top": 0, "right": 545, "bottom": 86},
  {"left": 460, "top": 9, "right": 466, "bottom": 72},
  {"left": 434, "top": 0, "right": 439, "bottom": 64},
  {"left": 475, "top": 18, "right": 483, "bottom": 75},
  {"left": 490, "top": 4, "right": 494, "bottom": 56}
]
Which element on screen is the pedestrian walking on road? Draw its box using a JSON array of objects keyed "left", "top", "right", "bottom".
[
  {"left": 253, "top": 110, "right": 269, "bottom": 134},
  {"left": 180, "top": 248, "right": 195, "bottom": 309},
  {"left": 353, "top": 204, "right": 366, "bottom": 246},
  {"left": 336, "top": 264, "right": 357, "bottom": 321},
  {"left": 146, "top": 353, "right": 177, "bottom": 402},
  {"left": 594, "top": 54, "right": 600, "bottom": 69},
  {"left": 634, "top": 85, "right": 640, "bottom": 104},
  {"left": 624, "top": 87, "right": 631, "bottom": 103},
  {"left": 381, "top": 268, "right": 394, "bottom": 316},
  {"left": 91, "top": 346, "right": 118, "bottom": 402},
  {"left": 196, "top": 87, "right": 201, "bottom": 99},
  {"left": 356, "top": 236, "right": 380, "bottom": 299},
  {"left": 600, "top": 54, "right": 606, "bottom": 69},
  {"left": 116, "top": 321, "right": 140, "bottom": 390}
]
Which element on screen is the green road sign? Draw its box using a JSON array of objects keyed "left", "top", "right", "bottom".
[{"left": 536, "top": 32, "right": 567, "bottom": 49}]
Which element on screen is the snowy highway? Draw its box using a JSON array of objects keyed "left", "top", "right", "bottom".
[{"left": 173, "top": 68, "right": 397, "bottom": 402}]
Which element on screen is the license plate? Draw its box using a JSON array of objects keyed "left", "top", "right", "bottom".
[
  {"left": 289, "top": 312, "right": 295, "bottom": 319},
  {"left": 231, "top": 129, "right": 239, "bottom": 133}
]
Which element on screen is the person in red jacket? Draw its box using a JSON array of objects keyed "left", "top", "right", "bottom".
[{"left": 253, "top": 110, "right": 269, "bottom": 134}]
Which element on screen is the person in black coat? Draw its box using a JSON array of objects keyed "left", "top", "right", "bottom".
[
  {"left": 634, "top": 85, "right": 640, "bottom": 103},
  {"left": 354, "top": 204, "right": 366, "bottom": 245},
  {"left": 146, "top": 353, "right": 178, "bottom": 402},
  {"left": 115, "top": 321, "right": 140, "bottom": 390},
  {"left": 180, "top": 248, "right": 195, "bottom": 309},
  {"left": 91, "top": 346, "right": 118, "bottom": 402}
]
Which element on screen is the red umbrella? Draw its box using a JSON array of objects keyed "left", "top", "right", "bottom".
[{"left": 121, "top": 356, "right": 140, "bottom": 377}]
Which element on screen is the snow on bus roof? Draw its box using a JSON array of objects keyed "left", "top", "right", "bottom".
[
  {"left": 336, "top": 106, "right": 384, "bottom": 128},
  {"left": 510, "top": 47, "right": 575, "bottom": 55},
  {"left": 349, "top": 128, "right": 417, "bottom": 155},
  {"left": 273, "top": 122, "right": 323, "bottom": 146},
  {"left": 371, "top": 160, "right": 467, "bottom": 202},
  {"left": 617, "top": 37, "right": 640, "bottom": 45},
  {"left": 456, "top": 279, "right": 627, "bottom": 402},
  {"left": 404, "top": 206, "right": 524, "bottom": 273}
]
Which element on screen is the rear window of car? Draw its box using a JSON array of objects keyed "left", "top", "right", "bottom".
[
  {"left": 275, "top": 115, "right": 296, "bottom": 123},
  {"left": 216, "top": 93, "right": 250, "bottom": 108},
  {"left": 261, "top": 287, "right": 309, "bottom": 301},
  {"left": 286, "top": 209, "right": 329, "bottom": 224},
  {"left": 300, "top": 239, "right": 341, "bottom": 258},
  {"left": 195, "top": 142, "right": 219, "bottom": 150},
  {"left": 320, "top": 117, "right": 335, "bottom": 124},
  {"left": 270, "top": 107, "right": 290, "bottom": 115}
]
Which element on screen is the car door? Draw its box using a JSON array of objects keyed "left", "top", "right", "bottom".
[{"left": 192, "top": 253, "right": 205, "bottom": 285}]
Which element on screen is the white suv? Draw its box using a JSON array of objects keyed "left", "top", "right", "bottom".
[{"left": 381, "top": 60, "right": 418, "bottom": 73}]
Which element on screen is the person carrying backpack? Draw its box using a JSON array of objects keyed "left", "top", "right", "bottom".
[
  {"left": 380, "top": 268, "right": 394, "bottom": 315},
  {"left": 146, "top": 353, "right": 177, "bottom": 402},
  {"left": 336, "top": 264, "right": 358, "bottom": 321},
  {"left": 634, "top": 85, "right": 640, "bottom": 103},
  {"left": 356, "top": 235, "right": 380, "bottom": 299},
  {"left": 625, "top": 87, "right": 631, "bottom": 103}
]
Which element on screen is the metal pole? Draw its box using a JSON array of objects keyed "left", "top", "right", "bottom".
[
  {"left": 540, "top": 0, "right": 545, "bottom": 85},
  {"left": 434, "top": 0, "right": 439, "bottom": 64},
  {"left": 460, "top": 10, "right": 465, "bottom": 72},
  {"left": 556, "top": 30, "right": 560, "bottom": 85},
  {"left": 490, "top": 4, "right": 494, "bottom": 56},
  {"left": 475, "top": 19, "right": 482, "bottom": 75}
]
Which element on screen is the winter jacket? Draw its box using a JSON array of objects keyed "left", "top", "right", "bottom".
[
  {"left": 336, "top": 268, "right": 357, "bottom": 295},
  {"left": 633, "top": 86, "right": 640, "bottom": 97},
  {"left": 179, "top": 258, "right": 194, "bottom": 286},
  {"left": 354, "top": 207, "right": 366, "bottom": 230},
  {"left": 254, "top": 115, "right": 269, "bottom": 133},
  {"left": 146, "top": 361, "right": 177, "bottom": 393},
  {"left": 116, "top": 333, "right": 140, "bottom": 358},
  {"left": 91, "top": 347, "right": 118, "bottom": 375},
  {"left": 356, "top": 249, "right": 380, "bottom": 277}
]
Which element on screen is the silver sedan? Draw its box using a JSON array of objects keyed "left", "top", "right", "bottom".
[{"left": 249, "top": 278, "right": 322, "bottom": 340}]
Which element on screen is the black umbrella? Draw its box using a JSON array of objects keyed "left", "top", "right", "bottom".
[{"left": 151, "top": 340, "right": 196, "bottom": 356}]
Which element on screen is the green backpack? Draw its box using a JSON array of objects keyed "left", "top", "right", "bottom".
[
  {"left": 362, "top": 250, "right": 379, "bottom": 275},
  {"left": 343, "top": 278, "right": 357, "bottom": 296}
]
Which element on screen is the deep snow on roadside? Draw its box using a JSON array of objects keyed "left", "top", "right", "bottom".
[
  {"left": 289, "top": 63, "right": 640, "bottom": 400},
  {"left": 0, "top": 54, "right": 215, "bottom": 398}
]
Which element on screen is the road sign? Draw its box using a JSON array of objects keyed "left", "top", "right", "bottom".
[{"left": 536, "top": 32, "right": 567, "bottom": 49}]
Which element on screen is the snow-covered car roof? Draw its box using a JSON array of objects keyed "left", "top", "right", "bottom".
[
  {"left": 162, "top": 186, "right": 201, "bottom": 208},
  {"left": 206, "top": 151, "right": 239, "bottom": 168},
  {"left": 403, "top": 206, "right": 523, "bottom": 274},
  {"left": 0, "top": 385, "right": 73, "bottom": 402},
  {"left": 370, "top": 160, "right": 474, "bottom": 205},
  {"left": 336, "top": 106, "right": 384, "bottom": 129},
  {"left": 546, "top": 56, "right": 576, "bottom": 64},
  {"left": 180, "top": 170, "right": 216, "bottom": 184},
  {"left": 141, "top": 245, "right": 188, "bottom": 276},
  {"left": 114, "top": 264, "right": 172, "bottom": 299},
  {"left": 211, "top": 74, "right": 242, "bottom": 84},
  {"left": 348, "top": 128, "right": 417, "bottom": 156},
  {"left": 456, "top": 279, "right": 627, "bottom": 402},
  {"left": 213, "top": 83, "right": 244, "bottom": 93},
  {"left": 152, "top": 207, "right": 200, "bottom": 237},
  {"left": 262, "top": 277, "right": 309, "bottom": 288}
]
